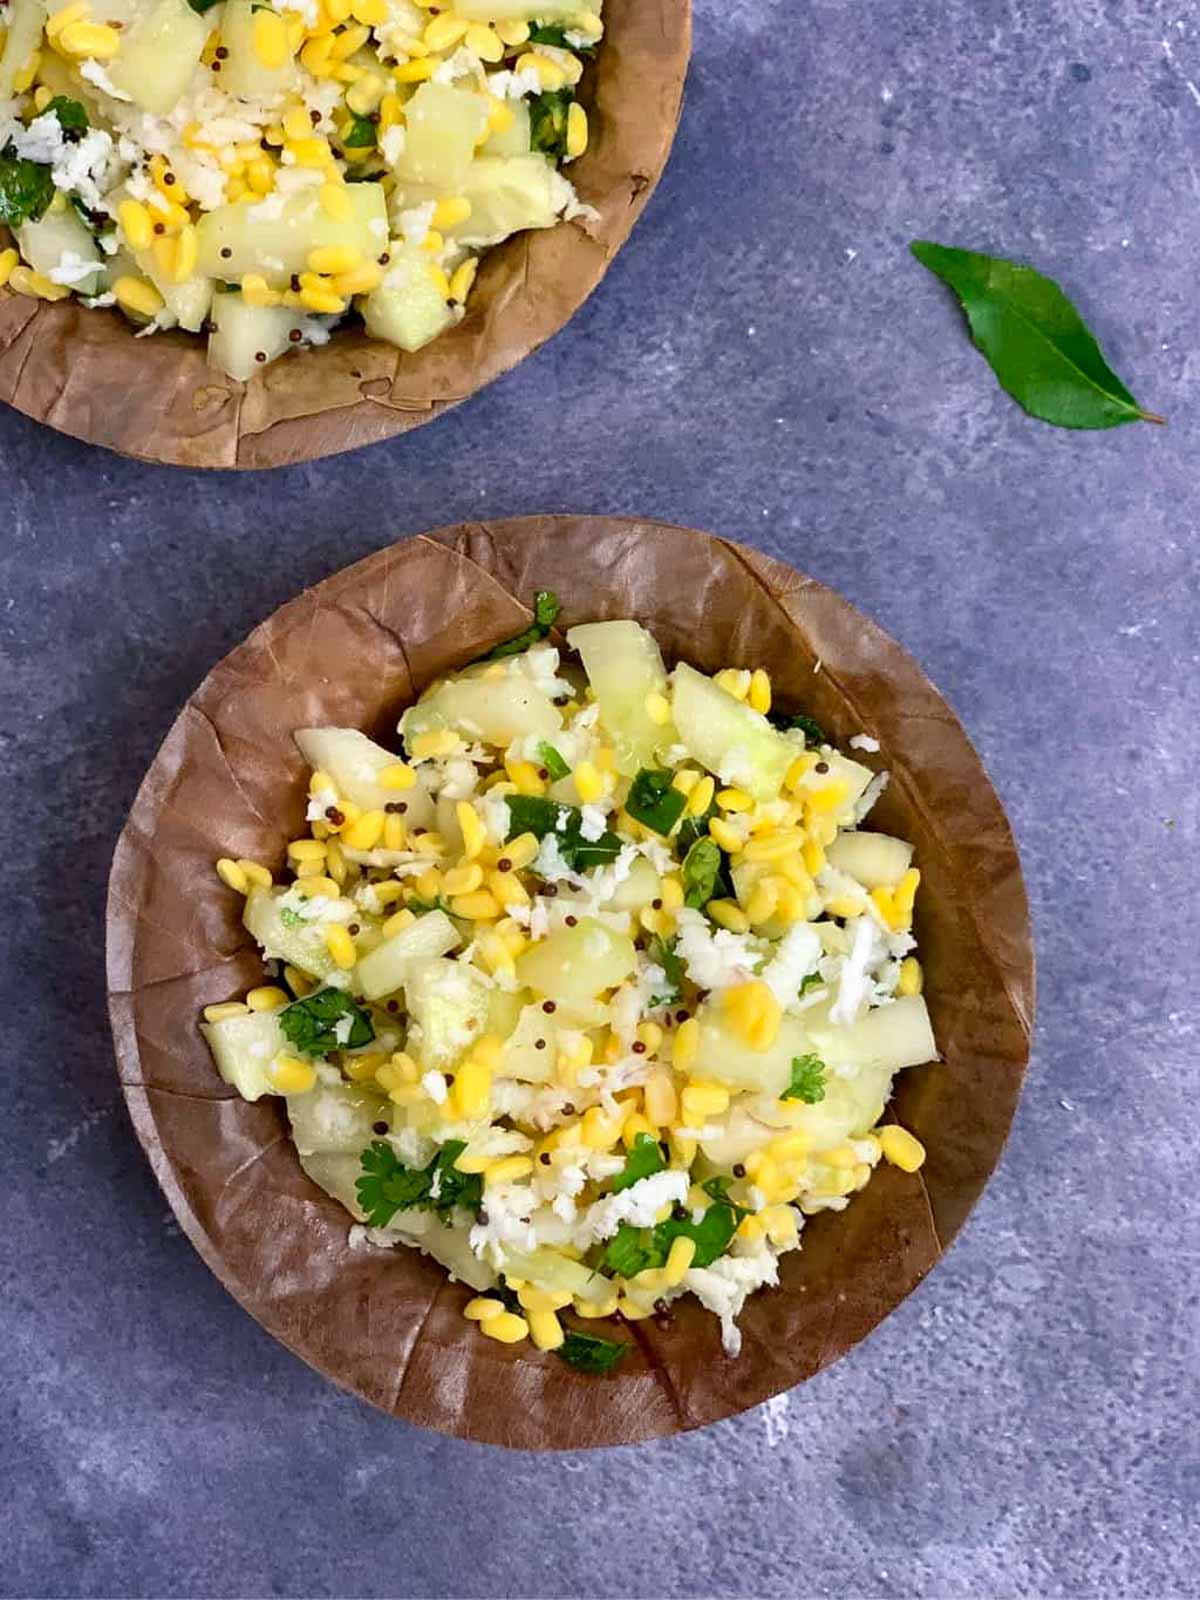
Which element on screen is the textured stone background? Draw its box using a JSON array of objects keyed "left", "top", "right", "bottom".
[{"left": 2, "top": 0, "right": 1197, "bottom": 1595}]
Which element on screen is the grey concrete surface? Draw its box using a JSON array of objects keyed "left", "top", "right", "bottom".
[{"left": 2, "top": 0, "right": 1197, "bottom": 1595}]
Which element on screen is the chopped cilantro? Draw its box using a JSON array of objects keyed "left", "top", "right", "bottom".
[
  {"left": 700, "top": 1175, "right": 750, "bottom": 1219},
  {"left": 0, "top": 154, "right": 54, "bottom": 228},
  {"left": 342, "top": 113, "right": 377, "bottom": 148},
  {"left": 798, "top": 971, "right": 824, "bottom": 997},
  {"left": 646, "top": 934, "right": 684, "bottom": 1008},
  {"left": 407, "top": 895, "right": 452, "bottom": 916},
  {"left": 68, "top": 194, "right": 107, "bottom": 238},
  {"left": 611, "top": 1133, "right": 667, "bottom": 1194},
  {"left": 505, "top": 794, "right": 622, "bottom": 870},
  {"left": 527, "top": 21, "right": 595, "bottom": 51},
  {"left": 681, "top": 836, "right": 722, "bottom": 909},
  {"left": 782, "top": 1053, "right": 826, "bottom": 1104},
  {"left": 278, "top": 905, "right": 304, "bottom": 928},
  {"left": 477, "top": 590, "right": 561, "bottom": 661},
  {"left": 598, "top": 1223, "right": 657, "bottom": 1279},
  {"left": 625, "top": 768, "right": 687, "bottom": 837},
  {"left": 675, "top": 807, "right": 735, "bottom": 907},
  {"left": 770, "top": 710, "right": 827, "bottom": 747},
  {"left": 46, "top": 97, "right": 88, "bottom": 138},
  {"left": 355, "top": 1140, "right": 483, "bottom": 1227},
  {"left": 278, "top": 987, "right": 374, "bottom": 1058},
  {"left": 598, "top": 1201, "right": 739, "bottom": 1277},
  {"left": 536, "top": 741, "right": 570, "bottom": 781},
  {"left": 187, "top": 0, "right": 223, "bottom": 12},
  {"left": 675, "top": 802, "right": 715, "bottom": 855},
  {"left": 555, "top": 1329, "right": 629, "bottom": 1375},
  {"left": 529, "top": 89, "right": 573, "bottom": 158},
  {"left": 654, "top": 1202, "right": 739, "bottom": 1268}
]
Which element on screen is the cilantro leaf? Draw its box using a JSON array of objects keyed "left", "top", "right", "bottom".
[
  {"left": 356, "top": 1141, "right": 428, "bottom": 1223},
  {"left": 355, "top": 1139, "right": 482, "bottom": 1227},
  {"left": 597, "top": 1202, "right": 739, "bottom": 1278},
  {"left": 611, "top": 1133, "right": 667, "bottom": 1194},
  {"left": 45, "top": 96, "right": 89, "bottom": 138},
  {"left": 625, "top": 768, "right": 687, "bottom": 837},
  {"left": 278, "top": 988, "right": 374, "bottom": 1058},
  {"left": 770, "top": 710, "right": 827, "bottom": 747},
  {"left": 505, "top": 794, "right": 622, "bottom": 870},
  {"left": 700, "top": 1175, "right": 733, "bottom": 1203},
  {"left": 342, "top": 113, "right": 376, "bottom": 148},
  {"left": 555, "top": 1329, "right": 629, "bottom": 1375},
  {"left": 407, "top": 895, "right": 452, "bottom": 916},
  {"left": 681, "top": 836, "right": 723, "bottom": 909},
  {"left": 700, "top": 1175, "right": 750, "bottom": 1220},
  {"left": 188, "top": 0, "right": 224, "bottom": 12},
  {"left": 598, "top": 1223, "right": 660, "bottom": 1278},
  {"left": 527, "top": 21, "right": 595, "bottom": 50},
  {"left": 278, "top": 905, "right": 304, "bottom": 928},
  {"left": 529, "top": 90, "right": 573, "bottom": 157},
  {"left": 425, "top": 1141, "right": 484, "bottom": 1214},
  {"left": 536, "top": 741, "right": 570, "bottom": 781},
  {"left": 646, "top": 934, "right": 684, "bottom": 1008},
  {"left": 798, "top": 971, "right": 824, "bottom": 997},
  {"left": 782, "top": 1053, "right": 827, "bottom": 1103},
  {"left": 69, "top": 194, "right": 110, "bottom": 242},
  {"left": 654, "top": 1202, "right": 739, "bottom": 1268},
  {"left": 0, "top": 154, "right": 54, "bottom": 228},
  {"left": 477, "top": 590, "right": 561, "bottom": 661},
  {"left": 46, "top": 97, "right": 88, "bottom": 137}
]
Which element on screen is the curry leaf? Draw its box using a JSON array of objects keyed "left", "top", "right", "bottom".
[
  {"left": 625, "top": 768, "right": 686, "bottom": 836},
  {"left": 911, "top": 240, "right": 1163, "bottom": 431},
  {"left": 505, "top": 794, "right": 622, "bottom": 870},
  {"left": 477, "top": 590, "right": 561, "bottom": 661}
]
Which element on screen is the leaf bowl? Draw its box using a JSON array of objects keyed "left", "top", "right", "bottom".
[
  {"left": 106, "top": 515, "right": 1034, "bottom": 1447},
  {"left": 0, "top": 0, "right": 690, "bottom": 469}
]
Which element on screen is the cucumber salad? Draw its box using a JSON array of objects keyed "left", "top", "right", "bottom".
[
  {"left": 0, "top": 0, "right": 602, "bottom": 379},
  {"left": 202, "top": 598, "right": 938, "bottom": 1372}
]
